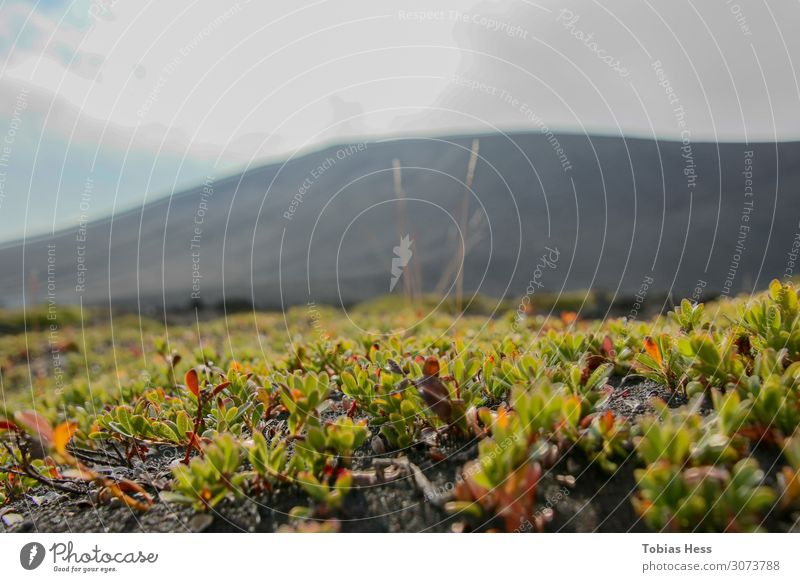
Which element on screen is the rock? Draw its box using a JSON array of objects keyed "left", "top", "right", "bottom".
[{"left": 188, "top": 513, "right": 214, "bottom": 532}]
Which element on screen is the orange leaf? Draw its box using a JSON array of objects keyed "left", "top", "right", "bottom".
[
  {"left": 643, "top": 336, "right": 663, "bottom": 367},
  {"left": 114, "top": 478, "right": 153, "bottom": 501},
  {"left": 14, "top": 410, "right": 54, "bottom": 444},
  {"left": 102, "top": 481, "right": 153, "bottom": 511},
  {"left": 52, "top": 422, "right": 78, "bottom": 455},
  {"left": 495, "top": 406, "right": 509, "bottom": 429},
  {"left": 185, "top": 368, "right": 200, "bottom": 397},
  {"left": 44, "top": 458, "right": 62, "bottom": 478},
  {"left": 599, "top": 411, "right": 615, "bottom": 432},
  {"left": 561, "top": 311, "right": 578, "bottom": 325}
]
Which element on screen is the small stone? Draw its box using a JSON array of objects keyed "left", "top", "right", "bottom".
[
  {"left": 188, "top": 513, "right": 214, "bottom": 532},
  {"left": 555, "top": 474, "right": 576, "bottom": 488},
  {"left": 371, "top": 435, "right": 386, "bottom": 455},
  {"left": 1, "top": 513, "right": 24, "bottom": 527}
]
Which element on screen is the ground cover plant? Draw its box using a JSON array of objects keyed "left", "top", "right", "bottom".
[{"left": 1, "top": 281, "right": 800, "bottom": 532}]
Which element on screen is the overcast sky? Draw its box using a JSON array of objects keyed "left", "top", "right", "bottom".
[{"left": 1, "top": 0, "right": 799, "bottom": 241}]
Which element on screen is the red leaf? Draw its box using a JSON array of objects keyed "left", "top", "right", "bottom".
[
  {"left": 422, "top": 356, "right": 440, "bottom": 378},
  {"left": 602, "top": 335, "right": 616, "bottom": 358},
  {"left": 579, "top": 413, "right": 596, "bottom": 430},
  {"left": 212, "top": 381, "right": 231, "bottom": 396},
  {"left": 185, "top": 431, "right": 202, "bottom": 451},
  {"left": 185, "top": 369, "right": 200, "bottom": 397},
  {"left": 0, "top": 420, "right": 18, "bottom": 432},
  {"left": 14, "top": 410, "right": 54, "bottom": 444}
]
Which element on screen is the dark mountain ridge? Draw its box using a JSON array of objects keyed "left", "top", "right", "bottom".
[{"left": 1, "top": 131, "right": 797, "bottom": 312}]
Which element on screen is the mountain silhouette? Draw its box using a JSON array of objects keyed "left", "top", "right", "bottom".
[{"left": 1, "top": 132, "right": 797, "bottom": 312}]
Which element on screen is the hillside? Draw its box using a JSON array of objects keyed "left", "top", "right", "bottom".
[{"left": 0, "top": 132, "right": 798, "bottom": 311}]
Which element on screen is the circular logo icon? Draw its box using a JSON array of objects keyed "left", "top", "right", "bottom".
[{"left": 19, "top": 542, "right": 46, "bottom": 570}]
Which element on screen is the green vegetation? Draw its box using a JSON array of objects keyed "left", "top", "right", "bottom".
[{"left": 2, "top": 280, "right": 800, "bottom": 531}]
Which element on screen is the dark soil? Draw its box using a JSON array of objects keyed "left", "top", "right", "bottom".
[
  {"left": 2, "top": 379, "right": 798, "bottom": 533},
  {"left": 599, "top": 376, "right": 688, "bottom": 419},
  {"left": 0, "top": 452, "right": 650, "bottom": 533}
]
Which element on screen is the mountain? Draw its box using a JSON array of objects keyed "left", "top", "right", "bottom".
[{"left": 1, "top": 132, "right": 798, "bottom": 312}]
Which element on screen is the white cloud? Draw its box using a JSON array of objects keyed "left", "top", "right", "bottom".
[
  {"left": 5, "top": 0, "right": 800, "bottom": 161},
  {"left": 0, "top": 0, "right": 799, "bottom": 240},
  {"left": 2, "top": 0, "right": 470, "bottom": 164}
]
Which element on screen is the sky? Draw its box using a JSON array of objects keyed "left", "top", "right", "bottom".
[{"left": 1, "top": 0, "right": 799, "bottom": 241}]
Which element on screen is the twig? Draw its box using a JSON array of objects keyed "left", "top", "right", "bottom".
[
  {"left": 402, "top": 458, "right": 449, "bottom": 507},
  {"left": 0, "top": 462, "right": 86, "bottom": 495},
  {"left": 108, "top": 441, "right": 129, "bottom": 466},
  {"left": 68, "top": 445, "right": 122, "bottom": 466},
  {"left": 455, "top": 139, "right": 480, "bottom": 311}
]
